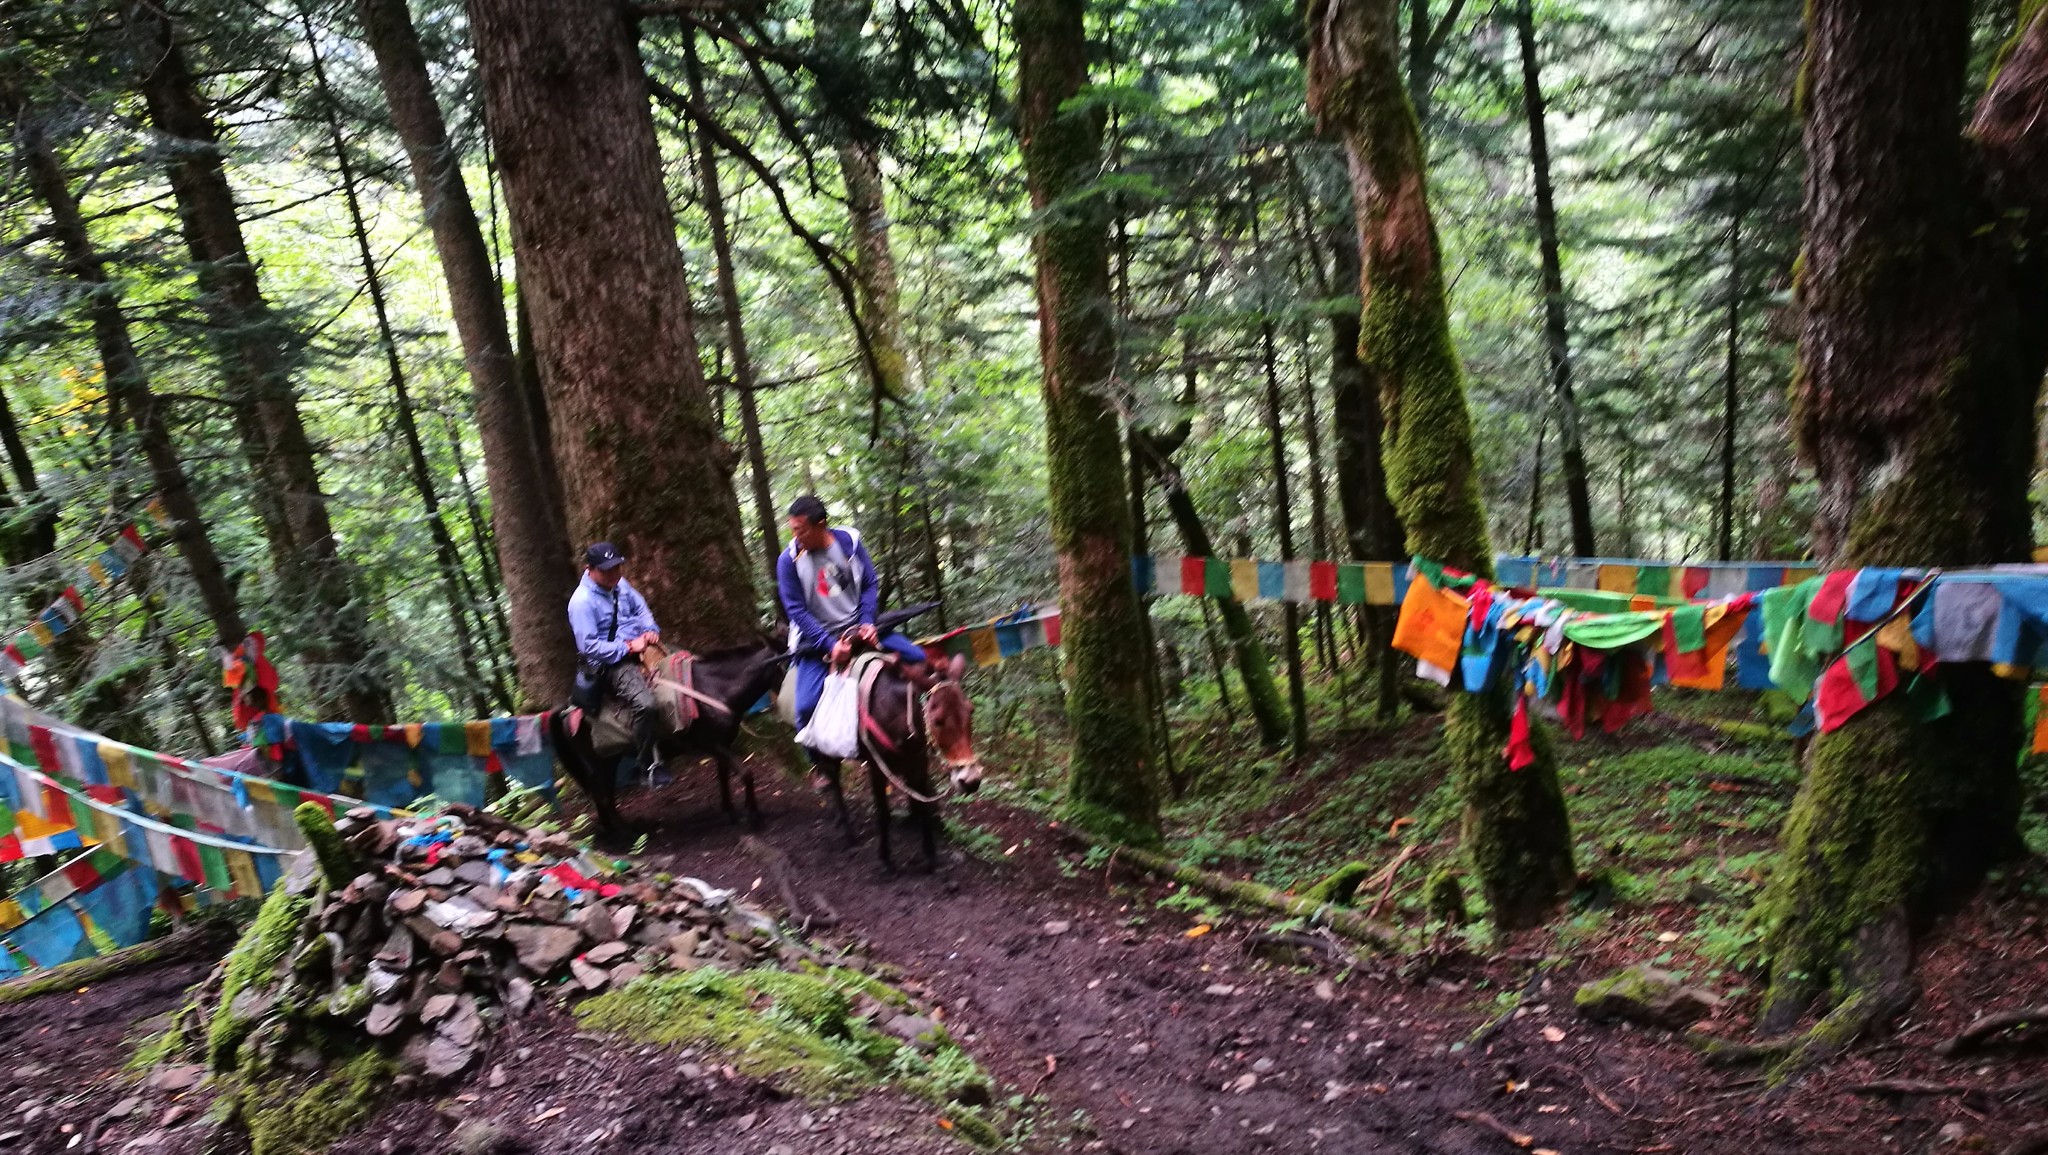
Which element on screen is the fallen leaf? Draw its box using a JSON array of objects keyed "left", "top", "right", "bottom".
[
  {"left": 1388, "top": 816, "right": 1414, "bottom": 835},
  {"left": 1003, "top": 844, "right": 1019, "bottom": 856},
  {"left": 529, "top": 1107, "right": 566, "bottom": 1124},
  {"left": 937, "top": 1119, "right": 955, "bottom": 1131},
  {"left": 1186, "top": 924, "right": 1212, "bottom": 938},
  {"left": 1656, "top": 931, "right": 1680, "bottom": 943},
  {"left": 1541, "top": 1026, "right": 1567, "bottom": 1043}
]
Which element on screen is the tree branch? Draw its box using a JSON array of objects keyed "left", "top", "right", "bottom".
[{"left": 644, "top": 77, "right": 893, "bottom": 410}]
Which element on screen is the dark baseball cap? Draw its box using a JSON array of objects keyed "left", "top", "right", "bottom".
[{"left": 584, "top": 542, "right": 627, "bottom": 571}]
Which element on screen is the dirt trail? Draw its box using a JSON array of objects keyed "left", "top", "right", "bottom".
[{"left": 630, "top": 762, "right": 2046, "bottom": 1155}]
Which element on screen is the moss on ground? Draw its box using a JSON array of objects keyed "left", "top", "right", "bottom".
[
  {"left": 234, "top": 1049, "right": 396, "bottom": 1155},
  {"left": 575, "top": 966, "right": 1005, "bottom": 1146}
]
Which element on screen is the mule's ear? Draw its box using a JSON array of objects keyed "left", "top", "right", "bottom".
[{"left": 947, "top": 653, "right": 967, "bottom": 681}]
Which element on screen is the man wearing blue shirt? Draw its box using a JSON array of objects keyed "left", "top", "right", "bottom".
[
  {"left": 567, "top": 541, "right": 661, "bottom": 771},
  {"left": 776, "top": 495, "right": 926, "bottom": 734}
]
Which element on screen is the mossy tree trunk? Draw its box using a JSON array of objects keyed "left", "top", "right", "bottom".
[
  {"left": 1307, "top": 0, "right": 1574, "bottom": 929},
  {"left": 468, "top": 0, "right": 760, "bottom": 649},
  {"left": 1018, "top": 0, "right": 1161, "bottom": 842},
  {"left": 1755, "top": 0, "right": 2048, "bottom": 1039}
]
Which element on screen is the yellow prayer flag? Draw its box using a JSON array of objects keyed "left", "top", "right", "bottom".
[
  {"left": 0, "top": 899, "right": 24, "bottom": 930},
  {"left": 27, "top": 621, "right": 54, "bottom": 646},
  {"left": 403, "top": 723, "right": 424, "bottom": 749},
  {"left": 1229, "top": 558, "right": 1259, "bottom": 602},
  {"left": 969, "top": 628, "right": 1001, "bottom": 667},
  {"left": 1363, "top": 562, "right": 1397, "bottom": 606},
  {"left": 226, "top": 850, "right": 264, "bottom": 899},
  {"left": 1875, "top": 616, "right": 1920, "bottom": 671},
  {"left": 464, "top": 719, "right": 492, "bottom": 757},
  {"left": 145, "top": 498, "right": 172, "bottom": 527},
  {"left": 90, "top": 809, "right": 126, "bottom": 857},
  {"left": 1596, "top": 565, "right": 1636, "bottom": 594},
  {"left": 243, "top": 778, "right": 276, "bottom": 805},
  {"left": 100, "top": 743, "right": 136, "bottom": 792},
  {"left": 1782, "top": 567, "right": 1818, "bottom": 586},
  {"left": 86, "top": 560, "right": 111, "bottom": 588}
]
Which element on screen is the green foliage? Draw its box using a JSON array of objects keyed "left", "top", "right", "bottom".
[
  {"left": 207, "top": 883, "right": 314, "bottom": 1071},
  {"left": 236, "top": 1050, "right": 396, "bottom": 1155}
]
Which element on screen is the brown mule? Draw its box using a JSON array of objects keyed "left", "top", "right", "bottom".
[{"left": 810, "top": 651, "right": 982, "bottom": 872}]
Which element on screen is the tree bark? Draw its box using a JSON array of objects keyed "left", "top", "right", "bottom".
[
  {"left": 14, "top": 122, "right": 247, "bottom": 649},
  {"left": 1258, "top": 316, "right": 1310, "bottom": 758},
  {"left": 1756, "top": 0, "right": 2048, "bottom": 1040},
  {"left": 468, "top": 0, "right": 759, "bottom": 649},
  {"left": 1718, "top": 216, "right": 1740, "bottom": 562},
  {"left": 1309, "top": 0, "right": 1574, "bottom": 930},
  {"left": 1018, "top": 0, "right": 1161, "bottom": 842},
  {"left": 130, "top": 0, "right": 389, "bottom": 722},
  {"left": 682, "top": 32, "right": 782, "bottom": 584},
  {"left": 357, "top": 0, "right": 576, "bottom": 707},
  {"left": 1513, "top": 0, "right": 1595, "bottom": 558}
]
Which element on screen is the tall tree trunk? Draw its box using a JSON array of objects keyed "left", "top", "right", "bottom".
[
  {"left": 1309, "top": 0, "right": 1574, "bottom": 930},
  {"left": 356, "top": 0, "right": 576, "bottom": 707},
  {"left": 130, "top": 0, "right": 389, "bottom": 722},
  {"left": 1718, "top": 215, "right": 1741, "bottom": 562},
  {"left": 813, "top": 0, "right": 911, "bottom": 403},
  {"left": 1319, "top": 228, "right": 1403, "bottom": 720},
  {"left": 1755, "top": 0, "right": 2048, "bottom": 1053},
  {"left": 0, "top": 387, "right": 56, "bottom": 565},
  {"left": 300, "top": 5, "right": 493, "bottom": 718},
  {"left": 1295, "top": 321, "right": 1337, "bottom": 675},
  {"left": 469, "top": 0, "right": 758, "bottom": 648},
  {"left": 1514, "top": 0, "right": 1595, "bottom": 558},
  {"left": 14, "top": 122, "right": 247, "bottom": 648},
  {"left": 1258, "top": 315, "right": 1310, "bottom": 758},
  {"left": 1404, "top": 0, "right": 1465, "bottom": 133},
  {"left": 1017, "top": 0, "right": 1160, "bottom": 842},
  {"left": 682, "top": 32, "right": 782, "bottom": 584}
]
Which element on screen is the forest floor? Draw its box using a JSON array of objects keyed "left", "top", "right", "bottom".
[{"left": 3, "top": 691, "right": 2046, "bottom": 1154}]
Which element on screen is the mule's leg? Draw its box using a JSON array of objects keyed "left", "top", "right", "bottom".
[
  {"left": 910, "top": 750, "right": 939, "bottom": 872},
  {"left": 815, "top": 753, "right": 857, "bottom": 846},
  {"left": 740, "top": 754, "right": 762, "bottom": 831},
  {"left": 867, "top": 760, "right": 896, "bottom": 872},
  {"left": 714, "top": 747, "right": 739, "bottom": 823}
]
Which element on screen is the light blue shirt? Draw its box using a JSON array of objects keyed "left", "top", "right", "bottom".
[{"left": 567, "top": 572, "right": 659, "bottom": 666}]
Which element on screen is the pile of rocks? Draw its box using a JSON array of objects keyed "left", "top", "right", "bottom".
[{"left": 193, "top": 802, "right": 804, "bottom": 1079}]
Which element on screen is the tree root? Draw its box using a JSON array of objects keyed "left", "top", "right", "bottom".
[
  {"left": 1936, "top": 1005, "right": 2048, "bottom": 1057},
  {"left": 1057, "top": 827, "right": 1399, "bottom": 951}
]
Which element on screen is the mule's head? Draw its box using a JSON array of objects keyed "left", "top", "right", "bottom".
[{"left": 923, "top": 653, "right": 982, "bottom": 794}]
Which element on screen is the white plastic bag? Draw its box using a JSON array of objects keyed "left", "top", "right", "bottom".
[{"left": 794, "top": 671, "right": 860, "bottom": 759}]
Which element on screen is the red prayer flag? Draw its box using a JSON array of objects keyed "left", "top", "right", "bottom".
[
  {"left": 171, "top": 834, "right": 204, "bottom": 884},
  {"left": 1043, "top": 612, "right": 1062, "bottom": 648},
  {"left": 62, "top": 857, "right": 103, "bottom": 890},
  {"left": 1309, "top": 561, "right": 1339, "bottom": 602},
  {"left": 1810, "top": 570, "right": 1857, "bottom": 625},
  {"left": 28, "top": 725, "right": 59, "bottom": 772},
  {"left": 120, "top": 525, "right": 146, "bottom": 552},
  {"left": 60, "top": 586, "right": 84, "bottom": 613},
  {"left": 1681, "top": 567, "right": 1710, "bottom": 598},
  {"left": 1179, "top": 557, "right": 1205, "bottom": 595},
  {"left": 1504, "top": 695, "right": 1536, "bottom": 771}
]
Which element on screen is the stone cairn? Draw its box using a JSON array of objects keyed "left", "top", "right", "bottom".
[{"left": 185, "top": 802, "right": 809, "bottom": 1080}]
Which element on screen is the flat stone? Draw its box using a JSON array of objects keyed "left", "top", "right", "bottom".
[
  {"left": 435, "top": 960, "right": 467, "bottom": 991},
  {"left": 610, "top": 962, "right": 644, "bottom": 986},
  {"left": 583, "top": 941, "right": 631, "bottom": 966},
  {"left": 1574, "top": 965, "right": 1722, "bottom": 1030},
  {"left": 375, "top": 926, "right": 416, "bottom": 970},
  {"left": 146, "top": 1065, "right": 204, "bottom": 1094},
  {"left": 366, "top": 964, "right": 405, "bottom": 1000},
  {"left": 440, "top": 997, "right": 485, "bottom": 1048},
  {"left": 421, "top": 994, "right": 458, "bottom": 1024},
  {"left": 453, "top": 860, "right": 496, "bottom": 887},
  {"left": 419, "top": 867, "right": 457, "bottom": 887},
  {"left": 389, "top": 889, "right": 427, "bottom": 916},
  {"left": 884, "top": 1014, "right": 941, "bottom": 1051},
  {"left": 1203, "top": 984, "right": 1237, "bottom": 997},
  {"left": 570, "top": 958, "right": 609, "bottom": 991},
  {"left": 365, "top": 1002, "right": 408, "bottom": 1038},
  {"left": 506, "top": 923, "right": 584, "bottom": 975},
  {"left": 611, "top": 905, "right": 638, "bottom": 938},
  {"left": 576, "top": 904, "right": 621, "bottom": 943},
  {"left": 504, "top": 977, "right": 536, "bottom": 1016},
  {"left": 423, "top": 1035, "right": 477, "bottom": 1078},
  {"left": 1043, "top": 920, "right": 1071, "bottom": 936},
  {"left": 103, "top": 1096, "right": 140, "bottom": 1121}
]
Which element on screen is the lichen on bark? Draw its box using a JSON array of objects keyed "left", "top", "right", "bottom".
[{"left": 1306, "top": 0, "right": 1574, "bottom": 929}]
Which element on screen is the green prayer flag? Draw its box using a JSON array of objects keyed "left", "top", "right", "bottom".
[
  {"left": 14, "top": 632, "right": 42, "bottom": 660},
  {"left": 1562, "top": 611, "right": 1667, "bottom": 650},
  {"left": 1635, "top": 566, "right": 1672, "bottom": 597},
  {"left": 198, "top": 842, "right": 232, "bottom": 893},
  {"left": 1336, "top": 564, "right": 1366, "bottom": 605},
  {"left": 1669, "top": 605, "right": 1707, "bottom": 653},
  {"left": 437, "top": 724, "right": 467, "bottom": 755},
  {"left": 1845, "top": 637, "right": 1883, "bottom": 701},
  {"left": 1204, "top": 558, "right": 1231, "bottom": 599}
]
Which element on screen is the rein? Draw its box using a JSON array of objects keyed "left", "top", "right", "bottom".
[{"left": 854, "top": 655, "right": 950, "bottom": 805}]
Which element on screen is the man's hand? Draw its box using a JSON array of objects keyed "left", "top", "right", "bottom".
[
  {"left": 628, "top": 636, "right": 648, "bottom": 654},
  {"left": 829, "top": 637, "right": 854, "bottom": 664},
  {"left": 856, "top": 623, "right": 879, "bottom": 645}
]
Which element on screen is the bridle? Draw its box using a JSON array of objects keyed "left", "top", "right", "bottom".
[{"left": 856, "top": 657, "right": 975, "bottom": 805}]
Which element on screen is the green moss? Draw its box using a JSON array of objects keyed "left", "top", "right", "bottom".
[
  {"left": 238, "top": 1050, "right": 395, "bottom": 1155},
  {"left": 1425, "top": 869, "right": 1468, "bottom": 925},
  {"left": 1444, "top": 690, "right": 1575, "bottom": 931},
  {"left": 577, "top": 967, "right": 1007, "bottom": 1146},
  {"left": 292, "top": 803, "right": 358, "bottom": 888},
  {"left": 1299, "top": 861, "right": 1371, "bottom": 906},
  {"left": 206, "top": 883, "right": 314, "bottom": 1071}
]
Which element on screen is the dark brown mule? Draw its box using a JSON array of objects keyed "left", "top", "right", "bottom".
[
  {"left": 550, "top": 639, "right": 790, "bottom": 839},
  {"left": 810, "top": 651, "right": 982, "bottom": 872}
]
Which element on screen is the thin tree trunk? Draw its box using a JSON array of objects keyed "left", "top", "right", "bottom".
[
  {"left": 0, "top": 385, "right": 56, "bottom": 565},
  {"left": 14, "top": 122, "right": 247, "bottom": 648},
  {"left": 1718, "top": 215, "right": 1741, "bottom": 562},
  {"left": 1018, "top": 0, "right": 1160, "bottom": 841},
  {"left": 301, "top": 5, "right": 491, "bottom": 718},
  {"left": 1523, "top": 413, "right": 1547, "bottom": 555},
  {"left": 1258, "top": 313, "right": 1310, "bottom": 758},
  {"left": 1514, "top": 0, "right": 1595, "bottom": 558},
  {"left": 470, "top": 0, "right": 759, "bottom": 648},
  {"left": 131, "top": 0, "right": 389, "bottom": 722},
  {"left": 356, "top": 0, "right": 576, "bottom": 707},
  {"left": 681, "top": 32, "right": 782, "bottom": 585},
  {"left": 1296, "top": 320, "right": 1337, "bottom": 674},
  {"left": 1309, "top": 0, "right": 1574, "bottom": 930},
  {"left": 1197, "top": 598, "right": 1239, "bottom": 727},
  {"left": 1755, "top": 0, "right": 2048, "bottom": 1051}
]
